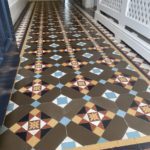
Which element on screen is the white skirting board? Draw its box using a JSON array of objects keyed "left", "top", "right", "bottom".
[
  {"left": 8, "top": 0, "right": 28, "bottom": 24},
  {"left": 95, "top": 11, "right": 150, "bottom": 63}
]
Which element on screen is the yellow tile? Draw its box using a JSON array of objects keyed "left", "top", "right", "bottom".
[
  {"left": 108, "top": 79, "right": 114, "bottom": 84},
  {"left": 86, "top": 102, "right": 94, "bottom": 108},
  {"left": 124, "top": 84, "right": 131, "bottom": 90},
  {"left": 32, "top": 95, "right": 41, "bottom": 100},
  {"left": 93, "top": 127, "right": 104, "bottom": 136},
  {"left": 47, "top": 84, "right": 54, "bottom": 90},
  {"left": 106, "top": 111, "right": 115, "bottom": 119},
  {"left": 65, "top": 82, "right": 72, "bottom": 87},
  {"left": 19, "top": 87, "right": 27, "bottom": 93},
  {"left": 48, "top": 119, "right": 58, "bottom": 128},
  {"left": 72, "top": 116, "right": 82, "bottom": 124},
  {"left": 10, "top": 124, "right": 21, "bottom": 133},
  {"left": 127, "top": 109, "right": 136, "bottom": 116},
  {"left": 135, "top": 96, "right": 143, "bottom": 102},
  {"left": 91, "top": 80, "right": 98, "bottom": 85},
  {"left": 82, "top": 89, "right": 88, "bottom": 94},
  {"left": 27, "top": 136, "right": 40, "bottom": 147},
  {"left": 31, "top": 108, "right": 40, "bottom": 115}
]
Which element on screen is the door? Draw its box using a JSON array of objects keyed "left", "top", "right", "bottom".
[{"left": 0, "top": 0, "right": 15, "bottom": 63}]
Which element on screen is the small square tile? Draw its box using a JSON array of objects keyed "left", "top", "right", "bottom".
[
  {"left": 54, "top": 63, "right": 61, "bottom": 67},
  {"left": 89, "top": 61, "right": 95, "bottom": 64},
  {"left": 129, "top": 90, "right": 138, "bottom": 96},
  {"left": 34, "top": 74, "right": 42, "bottom": 79},
  {"left": 83, "top": 95, "right": 92, "bottom": 101},
  {"left": 75, "top": 71, "right": 81, "bottom": 75},
  {"left": 31, "top": 101, "right": 41, "bottom": 108},
  {"left": 99, "top": 79, "right": 106, "bottom": 85},
  {"left": 116, "top": 109, "right": 126, "bottom": 118},
  {"left": 112, "top": 67, "right": 118, "bottom": 72},
  {"left": 56, "top": 83, "right": 64, "bottom": 89},
  {"left": 60, "top": 117, "right": 71, "bottom": 126}
]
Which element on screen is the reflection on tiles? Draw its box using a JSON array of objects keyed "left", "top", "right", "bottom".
[{"left": 1, "top": 1, "right": 150, "bottom": 150}]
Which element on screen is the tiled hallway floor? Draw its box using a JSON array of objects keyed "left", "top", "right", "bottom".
[{"left": 0, "top": 1, "right": 150, "bottom": 150}]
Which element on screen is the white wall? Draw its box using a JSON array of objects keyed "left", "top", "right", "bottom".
[{"left": 8, "top": 0, "right": 28, "bottom": 24}]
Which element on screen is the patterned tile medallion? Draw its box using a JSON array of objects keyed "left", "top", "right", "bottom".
[
  {"left": 10, "top": 109, "right": 58, "bottom": 147},
  {"left": 65, "top": 75, "right": 98, "bottom": 94},
  {"left": 18, "top": 79, "right": 54, "bottom": 101},
  {"left": 127, "top": 96, "right": 150, "bottom": 122},
  {"left": 72, "top": 102, "right": 115, "bottom": 136}
]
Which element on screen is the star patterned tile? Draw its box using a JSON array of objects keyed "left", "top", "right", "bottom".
[
  {"left": 127, "top": 96, "right": 150, "bottom": 122},
  {"left": 65, "top": 75, "right": 98, "bottom": 94},
  {"left": 72, "top": 102, "right": 115, "bottom": 136},
  {"left": 9, "top": 109, "right": 58, "bottom": 147},
  {"left": 18, "top": 79, "right": 54, "bottom": 100},
  {"left": 108, "top": 71, "right": 138, "bottom": 90}
]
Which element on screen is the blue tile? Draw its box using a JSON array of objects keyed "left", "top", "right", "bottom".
[
  {"left": 31, "top": 101, "right": 41, "bottom": 108},
  {"left": 99, "top": 79, "right": 106, "bottom": 85},
  {"left": 117, "top": 110, "right": 126, "bottom": 118},
  {"left": 60, "top": 117, "right": 71, "bottom": 126},
  {"left": 34, "top": 74, "right": 42, "bottom": 79},
  {"left": 56, "top": 83, "right": 64, "bottom": 89},
  {"left": 129, "top": 90, "right": 138, "bottom": 96},
  {"left": 83, "top": 95, "right": 91, "bottom": 101},
  {"left": 127, "top": 131, "right": 140, "bottom": 138}
]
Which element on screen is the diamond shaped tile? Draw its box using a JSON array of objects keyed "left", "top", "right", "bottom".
[
  {"left": 51, "top": 70, "right": 66, "bottom": 79},
  {"left": 73, "top": 34, "right": 81, "bottom": 38},
  {"left": 90, "top": 67, "right": 104, "bottom": 75},
  {"left": 53, "top": 94, "right": 72, "bottom": 108},
  {"left": 50, "top": 43, "right": 59, "bottom": 48},
  {"left": 102, "top": 90, "right": 120, "bottom": 102},
  {"left": 49, "top": 35, "right": 57, "bottom": 38},
  {"left": 82, "top": 53, "right": 93, "bottom": 58},
  {"left": 50, "top": 54, "right": 62, "bottom": 61},
  {"left": 77, "top": 42, "right": 86, "bottom": 47}
]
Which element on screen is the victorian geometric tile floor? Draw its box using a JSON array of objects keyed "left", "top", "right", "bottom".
[{"left": 0, "top": 1, "right": 150, "bottom": 150}]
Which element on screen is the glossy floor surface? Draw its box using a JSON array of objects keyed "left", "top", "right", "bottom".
[{"left": 0, "top": 1, "right": 150, "bottom": 150}]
